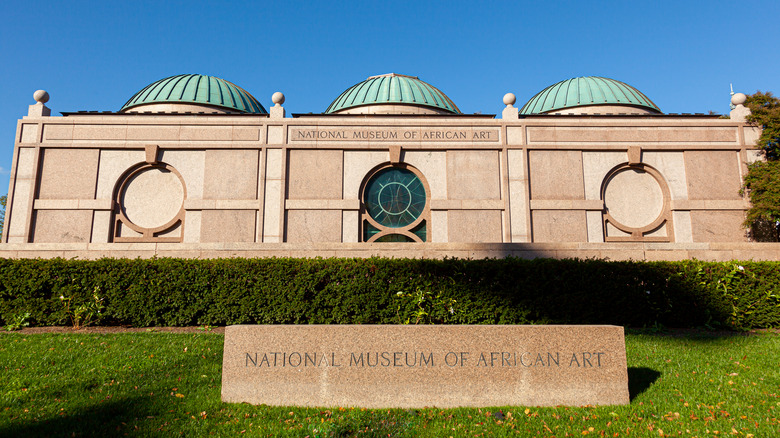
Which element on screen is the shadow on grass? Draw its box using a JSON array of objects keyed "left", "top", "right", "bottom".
[
  {"left": 627, "top": 367, "right": 661, "bottom": 401},
  {"left": 0, "top": 396, "right": 154, "bottom": 438},
  {"left": 625, "top": 328, "right": 762, "bottom": 341}
]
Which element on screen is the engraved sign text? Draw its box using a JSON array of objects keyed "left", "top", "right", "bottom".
[
  {"left": 222, "top": 325, "right": 629, "bottom": 408},
  {"left": 289, "top": 127, "right": 499, "bottom": 142}
]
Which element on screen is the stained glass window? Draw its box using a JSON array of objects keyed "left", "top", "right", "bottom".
[
  {"left": 364, "top": 221, "right": 426, "bottom": 242},
  {"left": 364, "top": 167, "right": 426, "bottom": 228}
]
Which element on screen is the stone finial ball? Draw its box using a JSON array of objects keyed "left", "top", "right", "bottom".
[
  {"left": 33, "top": 90, "right": 50, "bottom": 104},
  {"left": 272, "top": 92, "right": 285, "bottom": 105},
  {"left": 503, "top": 93, "right": 516, "bottom": 106},
  {"left": 731, "top": 92, "right": 747, "bottom": 106}
]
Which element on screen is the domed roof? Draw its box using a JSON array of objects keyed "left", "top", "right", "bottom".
[
  {"left": 325, "top": 73, "right": 461, "bottom": 114},
  {"left": 519, "top": 76, "right": 660, "bottom": 114},
  {"left": 121, "top": 74, "right": 266, "bottom": 114}
]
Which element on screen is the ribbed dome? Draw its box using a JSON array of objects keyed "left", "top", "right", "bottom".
[
  {"left": 121, "top": 74, "right": 267, "bottom": 114},
  {"left": 325, "top": 73, "right": 461, "bottom": 114},
  {"left": 520, "top": 76, "right": 661, "bottom": 114}
]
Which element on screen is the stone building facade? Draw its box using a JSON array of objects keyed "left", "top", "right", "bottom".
[{"left": 2, "top": 74, "right": 775, "bottom": 260}]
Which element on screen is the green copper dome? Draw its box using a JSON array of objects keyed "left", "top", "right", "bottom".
[
  {"left": 520, "top": 76, "right": 661, "bottom": 114},
  {"left": 325, "top": 73, "right": 461, "bottom": 114},
  {"left": 121, "top": 74, "right": 267, "bottom": 114}
]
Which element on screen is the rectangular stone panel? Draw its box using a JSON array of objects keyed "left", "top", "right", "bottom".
[
  {"left": 32, "top": 210, "right": 93, "bottom": 243},
  {"left": 263, "top": 179, "right": 282, "bottom": 242},
  {"left": 342, "top": 210, "right": 359, "bottom": 243},
  {"left": 684, "top": 151, "right": 742, "bottom": 200},
  {"left": 267, "top": 126, "right": 284, "bottom": 145},
  {"left": 183, "top": 211, "right": 201, "bottom": 243},
  {"left": 430, "top": 199, "right": 504, "bottom": 210},
  {"left": 509, "top": 180, "right": 529, "bottom": 242},
  {"left": 582, "top": 151, "right": 625, "bottom": 200},
  {"left": 529, "top": 150, "right": 585, "bottom": 200},
  {"left": 95, "top": 150, "right": 145, "bottom": 199},
  {"left": 180, "top": 126, "right": 232, "bottom": 141},
  {"left": 203, "top": 150, "right": 259, "bottom": 200},
  {"left": 222, "top": 325, "right": 629, "bottom": 408},
  {"left": 233, "top": 127, "right": 260, "bottom": 141},
  {"left": 265, "top": 149, "right": 283, "bottom": 179},
  {"left": 7, "top": 178, "right": 33, "bottom": 239},
  {"left": 126, "top": 126, "right": 180, "bottom": 141},
  {"left": 42, "top": 124, "right": 73, "bottom": 141},
  {"left": 285, "top": 199, "right": 359, "bottom": 210},
  {"left": 286, "top": 210, "right": 342, "bottom": 243},
  {"left": 527, "top": 127, "right": 737, "bottom": 144},
  {"left": 161, "top": 150, "right": 206, "bottom": 200},
  {"left": 670, "top": 200, "right": 749, "bottom": 210},
  {"left": 37, "top": 148, "right": 99, "bottom": 200},
  {"left": 14, "top": 147, "right": 36, "bottom": 180},
  {"left": 447, "top": 150, "right": 500, "bottom": 200},
  {"left": 507, "top": 149, "right": 525, "bottom": 179},
  {"left": 744, "top": 126, "right": 761, "bottom": 147},
  {"left": 530, "top": 200, "right": 603, "bottom": 210},
  {"left": 288, "top": 127, "right": 500, "bottom": 143},
  {"left": 73, "top": 125, "right": 127, "bottom": 140},
  {"left": 91, "top": 210, "right": 111, "bottom": 243},
  {"left": 405, "top": 150, "right": 446, "bottom": 199},
  {"left": 673, "top": 210, "right": 693, "bottom": 243},
  {"left": 431, "top": 210, "right": 448, "bottom": 242},
  {"left": 531, "top": 210, "right": 588, "bottom": 242},
  {"left": 586, "top": 210, "right": 604, "bottom": 242},
  {"left": 20, "top": 124, "right": 38, "bottom": 143},
  {"left": 419, "top": 128, "right": 498, "bottom": 142},
  {"left": 690, "top": 210, "right": 747, "bottom": 242},
  {"left": 343, "top": 151, "right": 388, "bottom": 199},
  {"left": 642, "top": 152, "right": 688, "bottom": 200},
  {"left": 507, "top": 127, "right": 524, "bottom": 145},
  {"left": 286, "top": 149, "right": 343, "bottom": 200},
  {"left": 200, "top": 210, "right": 256, "bottom": 243},
  {"left": 448, "top": 210, "right": 502, "bottom": 243}
]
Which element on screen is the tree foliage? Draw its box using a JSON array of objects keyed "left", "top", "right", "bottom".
[
  {"left": 743, "top": 92, "right": 780, "bottom": 240},
  {"left": 746, "top": 91, "right": 780, "bottom": 159},
  {"left": 743, "top": 161, "right": 780, "bottom": 221}
]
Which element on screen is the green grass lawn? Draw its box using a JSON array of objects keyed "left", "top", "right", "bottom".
[{"left": 1, "top": 330, "right": 778, "bottom": 437}]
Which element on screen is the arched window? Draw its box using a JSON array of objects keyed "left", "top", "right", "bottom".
[{"left": 360, "top": 163, "right": 430, "bottom": 242}]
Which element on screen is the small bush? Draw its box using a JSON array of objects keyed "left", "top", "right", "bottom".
[{"left": 0, "top": 257, "right": 778, "bottom": 329}]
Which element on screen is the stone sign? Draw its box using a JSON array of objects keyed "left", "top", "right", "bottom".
[
  {"left": 221, "top": 325, "right": 629, "bottom": 408},
  {"left": 289, "top": 127, "right": 500, "bottom": 142}
]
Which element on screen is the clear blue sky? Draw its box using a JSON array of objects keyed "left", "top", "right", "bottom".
[{"left": 1, "top": 0, "right": 778, "bottom": 197}]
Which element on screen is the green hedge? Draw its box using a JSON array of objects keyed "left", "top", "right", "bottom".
[{"left": 0, "top": 257, "right": 778, "bottom": 329}]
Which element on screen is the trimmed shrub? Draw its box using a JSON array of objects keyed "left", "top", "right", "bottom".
[{"left": 0, "top": 257, "right": 778, "bottom": 329}]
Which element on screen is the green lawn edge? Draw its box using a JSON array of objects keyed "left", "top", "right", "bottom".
[{"left": 1, "top": 331, "right": 778, "bottom": 437}]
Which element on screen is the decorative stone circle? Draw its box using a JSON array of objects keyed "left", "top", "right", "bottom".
[
  {"left": 604, "top": 168, "right": 664, "bottom": 228},
  {"left": 120, "top": 167, "right": 184, "bottom": 229}
]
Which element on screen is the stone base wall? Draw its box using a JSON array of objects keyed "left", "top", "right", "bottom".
[
  {"left": 1, "top": 242, "right": 779, "bottom": 261},
  {"left": 5, "top": 113, "right": 760, "bottom": 248}
]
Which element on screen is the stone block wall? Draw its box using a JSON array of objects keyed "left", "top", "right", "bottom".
[{"left": 2, "top": 113, "right": 757, "bottom": 256}]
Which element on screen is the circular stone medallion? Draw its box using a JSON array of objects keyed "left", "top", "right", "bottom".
[
  {"left": 604, "top": 168, "right": 663, "bottom": 229},
  {"left": 121, "top": 167, "right": 184, "bottom": 229}
]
